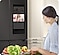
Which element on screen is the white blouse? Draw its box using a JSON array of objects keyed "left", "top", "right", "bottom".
[{"left": 44, "top": 22, "right": 59, "bottom": 54}]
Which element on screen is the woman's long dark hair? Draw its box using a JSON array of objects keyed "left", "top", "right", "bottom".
[{"left": 42, "top": 6, "right": 59, "bottom": 25}]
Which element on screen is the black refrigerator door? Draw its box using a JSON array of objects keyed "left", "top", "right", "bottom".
[
  {"left": 0, "top": 0, "right": 10, "bottom": 40},
  {"left": 9, "top": 0, "right": 27, "bottom": 40}
]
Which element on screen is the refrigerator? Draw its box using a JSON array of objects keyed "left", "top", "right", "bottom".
[{"left": 0, "top": 0, "right": 27, "bottom": 53}]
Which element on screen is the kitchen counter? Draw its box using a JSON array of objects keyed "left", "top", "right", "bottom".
[{"left": 0, "top": 52, "right": 42, "bottom": 55}]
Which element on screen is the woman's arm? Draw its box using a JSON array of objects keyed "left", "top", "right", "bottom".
[
  {"left": 31, "top": 47, "right": 57, "bottom": 55},
  {"left": 38, "top": 48, "right": 57, "bottom": 55}
]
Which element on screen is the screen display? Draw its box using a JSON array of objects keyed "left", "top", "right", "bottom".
[{"left": 13, "top": 14, "right": 24, "bottom": 22}]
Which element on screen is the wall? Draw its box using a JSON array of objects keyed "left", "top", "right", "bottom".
[
  {"left": 28, "top": 0, "right": 44, "bottom": 38},
  {"left": 27, "top": 0, "right": 44, "bottom": 48}
]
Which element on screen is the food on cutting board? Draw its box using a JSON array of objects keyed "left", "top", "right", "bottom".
[
  {"left": 21, "top": 46, "right": 27, "bottom": 52},
  {"left": 2, "top": 45, "right": 30, "bottom": 55},
  {"left": 2, "top": 48, "right": 8, "bottom": 54}
]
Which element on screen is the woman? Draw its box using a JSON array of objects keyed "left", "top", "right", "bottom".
[{"left": 30, "top": 6, "right": 59, "bottom": 55}]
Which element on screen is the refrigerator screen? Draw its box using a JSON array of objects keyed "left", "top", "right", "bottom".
[{"left": 13, "top": 14, "right": 24, "bottom": 22}]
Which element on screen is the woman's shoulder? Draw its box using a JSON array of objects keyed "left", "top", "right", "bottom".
[
  {"left": 48, "top": 22, "right": 58, "bottom": 33},
  {"left": 51, "top": 22, "right": 58, "bottom": 29}
]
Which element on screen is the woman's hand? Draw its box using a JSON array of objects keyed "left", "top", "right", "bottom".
[{"left": 30, "top": 47, "right": 39, "bottom": 55}]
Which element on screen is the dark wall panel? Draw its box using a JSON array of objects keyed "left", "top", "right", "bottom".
[{"left": 0, "top": 0, "right": 10, "bottom": 40}]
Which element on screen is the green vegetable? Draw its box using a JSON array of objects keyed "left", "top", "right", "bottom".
[{"left": 7, "top": 45, "right": 21, "bottom": 55}]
